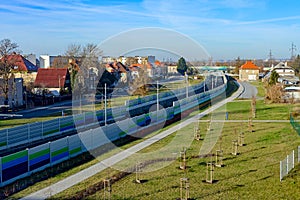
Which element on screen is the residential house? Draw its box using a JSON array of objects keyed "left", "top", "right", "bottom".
[
  {"left": 154, "top": 60, "right": 168, "bottom": 78},
  {"left": 239, "top": 61, "right": 260, "bottom": 81},
  {"left": 264, "top": 62, "right": 300, "bottom": 85},
  {"left": 39, "top": 55, "right": 56, "bottom": 68},
  {"left": 265, "top": 62, "right": 299, "bottom": 85},
  {"left": 34, "top": 68, "right": 71, "bottom": 94},
  {"left": 39, "top": 55, "right": 69, "bottom": 68},
  {"left": 24, "top": 53, "right": 39, "bottom": 67},
  {"left": 105, "top": 62, "right": 128, "bottom": 83},
  {"left": 117, "top": 56, "right": 127, "bottom": 65},
  {"left": 0, "top": 77, "right": 24, "bottom": 108},
  {"left": 0, "top": 53, "right": 38, "bottom": 84},
  {"left": 102, "top": 56, "right": 115, "bottom": 64},
  {"left": 129, "top": 64, "right": 141, "bottom": 79},
  {"left": 129, "top": 63, "right": 153, "bottom": 78},
  {"left": 0, "top": 53, "right": 37, "bottom": 108},
  {"left": 148, "top": 55, "right": 155, "bottom": 65},
  {"left": 168, "top": 64, "right": 178, "bottom": 74}
]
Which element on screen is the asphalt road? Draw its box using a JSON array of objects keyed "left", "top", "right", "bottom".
[
  {"left": 14, "top": 100, "right": 73, "bottom": 118},
  {"left": 238, "top": 81, "right": 258, "bottom": 99}
]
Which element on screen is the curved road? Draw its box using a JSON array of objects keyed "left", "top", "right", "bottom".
[
  {"left": 22, "top": 82, "right": 244, "bottom": 200},
  {"left": 238, "top": 81, "right": 257, "bottom": 99}
]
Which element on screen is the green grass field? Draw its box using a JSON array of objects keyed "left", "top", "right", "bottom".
[{"left": 50, "top": 85, "right": 300, "bottom": 199}]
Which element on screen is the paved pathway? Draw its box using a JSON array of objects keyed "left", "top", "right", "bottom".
[
  {"left": 21, "top": 82, "right": 244, "bottom": 200},
  {"left": 238, "top": 81, "right": 257, "bottom": 99},
  {"left": 197, "top": 120, "right": 293, "bottom": 123}
]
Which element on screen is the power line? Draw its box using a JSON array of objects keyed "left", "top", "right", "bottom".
[
  {"left": 289, "top": 42, "right": 297, "bottom": 60},
  {"left": 268, "top": 49, "right": 273, "bottom": 67}
]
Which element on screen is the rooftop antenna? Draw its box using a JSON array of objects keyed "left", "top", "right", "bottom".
[{"left": 289, "top": 42, "right": 297, "bottom": 60}]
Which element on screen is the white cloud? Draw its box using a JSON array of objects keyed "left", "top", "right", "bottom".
[{"left": 235, "top": 16, "right": 300, "bottom": 25}]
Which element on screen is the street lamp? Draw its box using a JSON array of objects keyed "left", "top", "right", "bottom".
[
  {"left": 185, "top": 72, "right": 188, "bottom": 98},
  {"left": 104, "top": 83, "right": 107, "bottom": 125},
  {"left": 156, "top": 80, "right": 159, "bottom": 113},
  {"left": 58, "top": 75, "right": 65, "bottom": 92}
]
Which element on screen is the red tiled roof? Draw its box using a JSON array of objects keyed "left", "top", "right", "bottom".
[
  {"left": 129, "top": 63, "right": 153, "bottom": 70},
  {"left": 0, "top": 54, "right": 37, "bottom": 72},
  {"left": 155, "top": 60, "right": 161, "bottom": 66},
  {"left": 240, "top": 61, "right": 260, "bottom": 70},
  {"left": 130, "top": 63, "right": 142, "bottom": 68},
  {"left": 34, "top": 68, "right": 69, "bottom": 88},
  {"left": 106, "top": 62, "right": 128, "bottom": 73},
  {"left": 114, "top": 62, "right": 127, "bottom": 73}
]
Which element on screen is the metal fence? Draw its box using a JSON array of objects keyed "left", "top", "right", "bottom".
[
  {"left": 0, "top": 81, "right": 211, "bottom": 152},
  {"left": 0, "top": 73, "right": 225, "bottom": 153},
  {"left": 290, "top": 115, "right": 300, "bottom": 136},
  {"left": 280, "top": 146, "right": 300, "bottom": 181},
  {"left": 2, "top": 74, "right": 223, "bottom": 151},
  {"left": 0, "top": 78, "right": 228, "bottom": 187}
]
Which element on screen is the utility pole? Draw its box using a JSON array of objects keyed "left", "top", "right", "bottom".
[
  {"left": 156, "top": 80, "right": 159, "bottom": 112},
  {"left": 290, "top": 42, "right": 297, "bottom": 60},
  {"left": 268, "top": 49, "right": 273, "bottom": 68},
  {"left": 104, "top": 83, "right": 107, "bottom": 125},
  {"left": 185, "top": 72, "right": 188, "bottom": 98}
]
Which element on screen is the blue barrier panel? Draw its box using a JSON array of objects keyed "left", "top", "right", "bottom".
[
  {"left": 166, "top": 107, "right": 174, "bottom": 120},
  {"left": 79, "top": 130, "right": 93, "bottom": 152},
  {"left": 104, "top": 123, "right": 122, "bottom": 141},
  {"left": 68, "top": 135, "right": 82, "bottom": 157},
  {"left": 8, "top": 125, "right": 28, "bottom": 145},
  {"left": 84, "top": 112, "right": 95, "bottom": 124},
  {"left": 116, "top": 120, "right": 129, "bottom": 137},
  {"left": 29, "top": 122, "right": 43, "bottom": 139},
  {"left": 128, "top": 118, "right": 138, "bottom": 134},
  {"left": 106, "top": 108, "right": 113, "bottom": 121},
  {"left": 96, "top": 110, "right": 104, "bottom": 122},
  {"left": 29, "top": 143, "right": 50, "bottom": 171},
  {"left": 50, "top": 138, "right": 69, "bottom": 165},
  {"left": 136, "top": 115, "right": 146, "bottom": 126},
  {"left": 74, "top": 113, "right": 85, "bottom": 127},
  {"left": 2, "top": 150, "right": 28, "bottom": 182},
  {"left": 0, "top": 129, "right": 7, "bottom": 148},
  {"left": 59, "top": 116, "right": 75, "bottom": 132},
  {"left": 111, "top": 106, "right": 126, "bottom": 120},
  {"left": 43, "top": 118, "right": 59, "bottom": 136}
]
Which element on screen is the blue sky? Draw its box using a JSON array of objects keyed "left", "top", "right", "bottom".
[{"left": 1, "top": 0, "right": 300, "bottom": 60}]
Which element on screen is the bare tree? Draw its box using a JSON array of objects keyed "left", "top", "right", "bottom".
[
  {"left": 52, "top": 55, "right": 69, "bottom": 68},
  {"left": 65, "top": 43, "right": 102, "bottom": 92},
  {"left": 0, "top": 39, "right": 20, "bottom": 57},
  {"left": 265, "top": 84, "right": 284, "bottom": 103},
  {"left": 128, "top": 65, "right": 150, "bottom": 96},
  {"left": 66, "top": 44, "right": 82, "bottom": 58},
  {"left": 0, "top": 39, "right": 20, "bottom": 109}
]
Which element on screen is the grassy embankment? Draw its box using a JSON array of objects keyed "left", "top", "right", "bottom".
[{"left": 51, "top": 81, "right": 300, "bottom": 200}]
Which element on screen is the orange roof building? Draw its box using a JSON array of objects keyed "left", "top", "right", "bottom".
[
  {"left": 240, "top": 61, "right": 260, "bottom": 70},
  {"left": 239, "top": 61, "right": 260, "bottom": 81}
]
